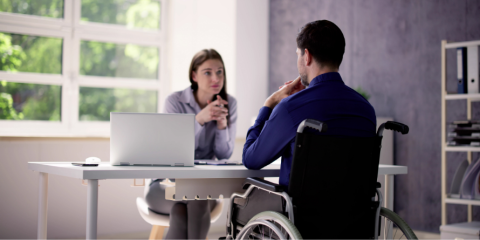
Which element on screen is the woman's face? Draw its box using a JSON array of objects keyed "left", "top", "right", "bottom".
[{"left": 192, "top": 59, "right": 224, "bottom": 95}]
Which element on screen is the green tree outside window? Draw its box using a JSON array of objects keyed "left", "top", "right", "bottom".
[{"left": 0, "top": 0, "right": 161, "bottom": 122}]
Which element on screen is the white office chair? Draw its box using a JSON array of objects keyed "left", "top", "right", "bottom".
[{"left": 136, "top": 179, "right": 224, "bottom": 240}]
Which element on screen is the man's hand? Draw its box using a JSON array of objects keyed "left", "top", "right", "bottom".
[
  {"left": 265, "top": 76, "right": 302, "bottom": 109},
  {"left": 196, "top": 95, "right": 229, "bottom": 129},
  {"left": 278, "top": 76, "right": 306, "bottom": 95}
]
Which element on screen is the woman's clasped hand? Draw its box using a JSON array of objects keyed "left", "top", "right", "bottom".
[{"left": 196, "top": 95, "right": 229, "bottom": 129}]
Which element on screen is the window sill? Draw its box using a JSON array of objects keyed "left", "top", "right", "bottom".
[
  {"left": 0, "top": 120, "right": 110, "bottom": 138},
  {"left": 0, "top": 136, "right": 109, "bottom": 141}
]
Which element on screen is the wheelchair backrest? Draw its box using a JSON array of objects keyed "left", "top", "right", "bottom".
[{"left": 288, "top": 130, "right": 382, "bottom": 239}]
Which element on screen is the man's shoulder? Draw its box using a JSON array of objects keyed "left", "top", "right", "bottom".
[
  {"left": 279, "top": 87, "right": 315, "bottom": 108},
  {"left": 280, "top": 83, "right": 375, "bottom": 115}
]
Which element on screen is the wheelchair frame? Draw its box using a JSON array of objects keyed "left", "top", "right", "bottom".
[
  {"left": 226, "top": 178, "right": 385, "bottom": 239},
  {"left": 226, "top": 119, "right": 409, "bottom": 240}
]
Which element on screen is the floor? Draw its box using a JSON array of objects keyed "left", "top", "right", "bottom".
[
  {"left": 98, "top": 228, "right": 441, "bottom": 239},
  {"left": 413, "top": 230, "right": 441, "bottom": 239},
  {"left": 98, "top": 225, "right": 226, "bottom": 239}
]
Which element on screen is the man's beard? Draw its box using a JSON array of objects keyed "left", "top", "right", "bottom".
[{"left": 300, "top": 72, "right": 309, "bottom": 87}]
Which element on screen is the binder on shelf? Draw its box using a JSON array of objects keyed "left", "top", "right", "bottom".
[
  {"left": 457, "top": 47, "right": 468, "bottom": 94},
  {"left": 467, "top": 46, "right": 479, "bottom": 94},
  {"left": 449, "top": 159, "right": 469, "bottom": 198}
]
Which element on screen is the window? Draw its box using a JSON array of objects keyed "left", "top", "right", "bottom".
[{"left": 0, "top": 0, "right": 166, "bottom": 136}]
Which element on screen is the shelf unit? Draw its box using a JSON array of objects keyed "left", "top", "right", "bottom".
[
  {"left": 444, "top": 93, "right": 480, "bottom": 100},
  {"left": 445, "top": 198, "right": 480, "bottom": 206},
  {"left": 441, "top": 39, "right": 480, "bottom": 227}
]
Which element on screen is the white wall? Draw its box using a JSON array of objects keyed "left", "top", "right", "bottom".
[
  {"left": 164, "top": 0, "right": 237, "bottom": 101},
  {"left": 235, "top": 0, "right": 269, "bottom": 139},
  {"left": 164, "top": 0, "right": 269, "bottom": 139},
  {"left": 0, "top": 138, "right": 149, "bottom": 239}
]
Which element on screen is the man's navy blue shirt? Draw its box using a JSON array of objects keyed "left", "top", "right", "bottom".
[{"left": 243, "top": 72, "right": 377, "bottom": 187}]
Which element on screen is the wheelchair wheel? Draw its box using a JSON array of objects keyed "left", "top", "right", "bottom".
[
  {"left": 380, "top": 207, "right": 417, "bottom": 240},
  {"left": 236, "top": 211, "right": 302, "bottom": 240}
]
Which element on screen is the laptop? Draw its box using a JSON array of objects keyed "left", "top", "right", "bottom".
[{"left": 110, "top": 113, "right": 195, "bottom": 166}]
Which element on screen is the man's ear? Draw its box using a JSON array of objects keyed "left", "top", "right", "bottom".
[{"left": 304, "top": 48, "right": 313, "bottom": 66}]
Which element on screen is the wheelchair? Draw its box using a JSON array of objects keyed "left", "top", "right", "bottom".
[{"left": 225, "top": 119, "right": 417, "bottom": 240}]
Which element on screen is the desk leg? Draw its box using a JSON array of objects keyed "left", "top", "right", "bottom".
[
  {"left": 86, "top": 179, "right": 98, "bottom": 240},
  {"left": 384, "top": 174, "right": 394, "bottom": 210},
  {"left": 384, "top": 174, "right": 394, "bottom": 240},
  {"left": 37, "top": 172, "right": 48, "bottom": 239}
]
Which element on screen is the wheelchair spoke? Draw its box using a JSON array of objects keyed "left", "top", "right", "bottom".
[
  {"left": 235, "top": 212, "right": 300, "bottom": 240},
  {"left": 379, "top": 208, "right": 416, "bottom": 239},
  {"left": 238, "top": 220, "right": 287, "bottom": 240},
  {"left": 381, "top": 219, "right": 409, "bottom": 240}
]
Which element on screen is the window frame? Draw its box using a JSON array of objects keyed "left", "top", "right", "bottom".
[{"left": 0, "top": 0, "right": 168, "bottom": 137}]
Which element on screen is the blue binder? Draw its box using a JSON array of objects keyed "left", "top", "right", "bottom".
[{"left": 457, "top": 47, "right": 468, "bottom": 94}]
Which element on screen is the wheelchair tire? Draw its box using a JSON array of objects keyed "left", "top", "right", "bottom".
[
  {"left": 236, "top": 211, "right": 302, "bottom": 240},
  {"left": 380, "top": 207, "right": 417, "bottom": 240}
]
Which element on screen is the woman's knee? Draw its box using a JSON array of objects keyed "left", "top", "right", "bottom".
[
  {"left": 170, "top": 202, "right": 188, "bottom": 219},
  {"left": 145, "top": 181, "right": 176, "bottom": 214}
]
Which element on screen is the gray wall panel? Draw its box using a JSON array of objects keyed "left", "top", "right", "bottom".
[{"left": 269, "top": 0, "right": 480, "bottom": 232}]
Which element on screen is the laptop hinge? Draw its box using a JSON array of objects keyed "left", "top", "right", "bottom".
[
  {"left": 174, "top": 163, "right": 184, "bottom": 166},
  {"left": 119, "top": 162, "right": 130, "bottom": 166}
]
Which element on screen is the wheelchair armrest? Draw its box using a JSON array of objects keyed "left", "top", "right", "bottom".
[{"left": 242, "top": 177, "right": 285, "bottom": 192}]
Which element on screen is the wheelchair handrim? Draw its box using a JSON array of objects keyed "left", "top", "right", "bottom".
[
  {"left": 238, "top": 219, "right": 287, "bottom": 240},
  {"left": 241, "top": 211, "right": 302, "bottom": 240}
]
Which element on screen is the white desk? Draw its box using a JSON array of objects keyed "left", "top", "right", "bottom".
[{"left": 28, "top": 162, "right": 407, "bottom": 240}]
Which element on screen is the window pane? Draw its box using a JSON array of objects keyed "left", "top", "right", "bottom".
[
  {"left": 81, "top": 0, "right": 161, "bottom": 30},
  {"left": 0, "top": 0, "right": 64, "bottom": 18},
  {"left": 0, "top": 81, "right": 61, "bottom": 121},
  {"left": 0, "top": 32, "right": 62, "bottom": 74},
  {"left": 79, "top": 87, "right": 157, "bottom": 121},
  {"left": 80, "top": 40, "right": 158, "bottom": 79}
]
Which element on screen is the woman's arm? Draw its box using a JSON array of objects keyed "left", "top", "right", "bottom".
[
  {"left": 213, "top": 95, "right": 237, "bottom": 159},
  {"left": 164, "top": 92, "right": 205, "bottom": 150}
]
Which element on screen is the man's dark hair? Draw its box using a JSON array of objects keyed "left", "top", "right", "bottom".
[{"left": 296, "top": 20, "right": 345, "bottom": 69}]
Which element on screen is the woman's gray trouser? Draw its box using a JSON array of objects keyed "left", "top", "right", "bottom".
[{"left": 145, "top": 179, "right": 216, "bottom": 239}]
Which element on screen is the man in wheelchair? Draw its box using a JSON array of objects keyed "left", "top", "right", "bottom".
[{"left": 227, "top": 20, "right": 415, "bottom": 239}]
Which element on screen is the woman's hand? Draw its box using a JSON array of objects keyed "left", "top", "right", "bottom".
[{"left": 195, "top": 95, "right": 229, "bottom": 129}]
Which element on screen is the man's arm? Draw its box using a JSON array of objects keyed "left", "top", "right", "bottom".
[
  {"left": 242, "top": 77, "right": 303, "bottom": 169},
  {"left": 242, "top": 104, "right": 296, "bottom": 169}
]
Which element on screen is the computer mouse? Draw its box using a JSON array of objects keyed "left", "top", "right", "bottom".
[{"left": 85, "top": 157, "right": 101, "bottom": 164}]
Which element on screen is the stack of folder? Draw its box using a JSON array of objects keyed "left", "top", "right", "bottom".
[{"left": 447, "top": 120, "right": 480, "bottom": 147}]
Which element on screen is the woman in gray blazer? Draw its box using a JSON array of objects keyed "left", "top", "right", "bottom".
[{"left": 145, "top": 49, "right": 237, "bottom": 239}]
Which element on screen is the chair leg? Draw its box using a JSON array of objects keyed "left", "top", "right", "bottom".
[{"left": 149, "top": 225, "right": 166, "bottom": 240}]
